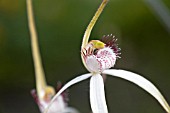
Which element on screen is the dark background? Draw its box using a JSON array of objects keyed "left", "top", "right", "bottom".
[{"left": 0, "top": 0, "right": 170, "bottom": 113}]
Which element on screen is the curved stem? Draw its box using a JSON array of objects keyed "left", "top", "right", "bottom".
[
  {"left": 81, "top": 0, "right": 109, "bottom": 69},
  {"left": 26, "top": 0, "right": 47, "bottom": 99}
]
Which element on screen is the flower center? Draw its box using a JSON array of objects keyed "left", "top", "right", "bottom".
[{"left": 81, "top": 34, "right": 120, "bottom": 73}]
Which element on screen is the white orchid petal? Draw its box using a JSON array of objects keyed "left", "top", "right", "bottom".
[
  {"left": 90, "top": 74, "right": 108, "bottom": 113},
  {"left": 103, "top": 69, "right": 170, "bottom": 113},
  {"left": 44, "top": 73, "right": 92, "bottom": 113}
]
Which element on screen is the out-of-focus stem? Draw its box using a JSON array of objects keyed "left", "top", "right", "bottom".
[
  {"left": 81, "top": 0, "right": 109, "bottom": 69},
  {"left": 26, "top": 0, "right": 47, "bottom": 99},
  {"left": 144, "top": 0, "right": 170, "bottom": 34}
]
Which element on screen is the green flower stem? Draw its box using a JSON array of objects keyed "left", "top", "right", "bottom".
[
  {"left": 26, "top": 0, "right": 47, "bottom": 99},
  {"left": 81, "top": 0, "right": 109, "bottom": 69}
]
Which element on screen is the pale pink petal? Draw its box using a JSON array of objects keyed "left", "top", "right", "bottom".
[
  {"left": 44, "top": 73, "right": 92, "bottom": 113},
  {"left": 103, "top": 69, "right": 170, "bottom": 113},
  {"left": 90, "top": 74, "right": 108, "bottom": 113}
]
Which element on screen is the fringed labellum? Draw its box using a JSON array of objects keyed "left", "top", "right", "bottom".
[{"left": 82, "top": 34, "right": 120, "bottom": 73}]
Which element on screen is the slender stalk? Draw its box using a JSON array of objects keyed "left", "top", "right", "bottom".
[
  {"left": 81, "top": 0, "right": 109, "bottom": 68},
  {"left": 26, "top": 0, "right": 47, "bottom": 99}
]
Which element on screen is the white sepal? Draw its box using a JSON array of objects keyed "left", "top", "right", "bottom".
[
  {"left": 103, "top": 69, "right": 170, "bottom": 113},
  {"left": 44, "top": 73, "right": 92, "bottom": 113},
  {"left": 90, "top": 74, "right": 108, "bottom": 113}
]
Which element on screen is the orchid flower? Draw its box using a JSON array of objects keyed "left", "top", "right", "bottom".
[
  {"left": 26, "top": 0, "right": 79, "bottom": 113},
  {"left": 44, "top": 0, "right": 170, "bottom": 113}
]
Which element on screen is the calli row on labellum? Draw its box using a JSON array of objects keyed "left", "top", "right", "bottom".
[{"left": 82, "top": 34, "right": 120, "bottom": 73}]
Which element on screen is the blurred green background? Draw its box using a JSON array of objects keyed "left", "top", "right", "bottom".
[{"left": 0, "top": 0, "right": 170, "bottom": 113}]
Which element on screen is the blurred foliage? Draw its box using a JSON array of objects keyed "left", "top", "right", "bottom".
[{"left": 0, "top": 0, "right": 170, "bottom": 113}]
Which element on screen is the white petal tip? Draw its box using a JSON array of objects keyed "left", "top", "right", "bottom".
[{"left": 103, "top": 69, "right": 170, "bottom": 113}]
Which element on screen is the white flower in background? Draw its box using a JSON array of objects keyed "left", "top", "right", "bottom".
[
  {"left": 44, "top": 0, "right": 170, "bottom": 113},
  {"left": 31, "top": 82, "right": 79, "bottom": 113},
  {"left": 26, "top": 0, "right": 79, "bottom": 113}
]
